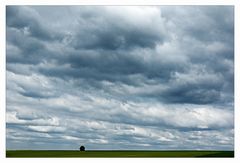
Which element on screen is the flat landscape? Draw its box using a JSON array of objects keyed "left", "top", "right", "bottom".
[{"left": 6, "top": 150, "right": 234, "bottom": 157}]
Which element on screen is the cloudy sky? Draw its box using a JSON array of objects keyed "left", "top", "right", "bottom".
[{"left": 6, "top": 6, "right": 234, "bottom": 150}]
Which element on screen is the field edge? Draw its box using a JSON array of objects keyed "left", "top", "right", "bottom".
[{"left": 6, "top": 150, "right": 234, "bottom": 158}]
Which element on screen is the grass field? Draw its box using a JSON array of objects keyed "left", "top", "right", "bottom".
[{"left": 6, "top": 150, "right": 234, "bottom": 157}]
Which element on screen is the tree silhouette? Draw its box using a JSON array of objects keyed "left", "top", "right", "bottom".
[{"left": 79, "top": 146, "right": 85, "bottom": 151}]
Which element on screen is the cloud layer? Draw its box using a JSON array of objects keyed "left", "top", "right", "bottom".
[{"left": 6, "top": 6, "right": 234, "bottom": 150}]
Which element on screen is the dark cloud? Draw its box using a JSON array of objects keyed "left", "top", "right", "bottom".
[
  {"left": 18, "top": 90, "right": 55, "bottom": 99},
  {"left": 6, "top": 6, "right": 57, "bottom": 41},
  {"left": 69, "top": 6, "right": 167, "bottom": 50},
  {"left": 159, "top": 73, "right": 223, "bottom": 104},
  {"left": 161, "top": 86, "right": 221, "bottom": 104},
  {"left": 71, "top": 24, "right": 165, "bottom": 50},
  {"left": 6, "top": 27, "right": 47, "bottom": 64},
  {"left": 6, "top": 6, "right": 234, "bottom": 150}
]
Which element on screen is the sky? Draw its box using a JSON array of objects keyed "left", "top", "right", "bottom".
[{"left": 6, "top": 6, "right": 234, "bottom": 150}]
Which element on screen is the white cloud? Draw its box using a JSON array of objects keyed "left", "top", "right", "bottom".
[{"left": 28, "top": 125, "right": 65, "bottom": 133}]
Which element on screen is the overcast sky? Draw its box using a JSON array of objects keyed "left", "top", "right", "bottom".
[{"left": 6, "top": 6, "right": 234, "bottom": 150}]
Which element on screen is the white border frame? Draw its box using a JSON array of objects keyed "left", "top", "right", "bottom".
[{"left": 1, "top": 1, "right": 239, "bottom": 163}]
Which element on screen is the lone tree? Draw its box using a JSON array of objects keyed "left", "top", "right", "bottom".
[{"left": 79, "top": 146, "right": 85, "bottom": 151}]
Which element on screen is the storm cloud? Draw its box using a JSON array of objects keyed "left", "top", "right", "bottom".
[{"left": 6, "top": 6, "right": 234, "bottom": 150}]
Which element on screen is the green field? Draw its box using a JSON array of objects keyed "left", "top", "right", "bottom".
[{"left": 6, "top": 150, "right": 234, "bottom": 157}]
